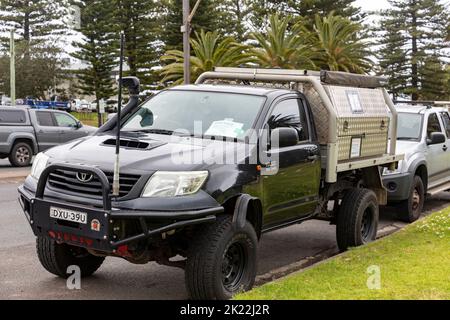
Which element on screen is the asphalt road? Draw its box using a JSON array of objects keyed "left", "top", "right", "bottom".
[{"left": 0, "top": 175, "right": 448, "bottom": 300}]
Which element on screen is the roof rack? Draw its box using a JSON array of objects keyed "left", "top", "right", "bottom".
[
  {"left": 196, "top": 67, "right": 388, "bottom": 89},
  {"left": 394, "top": 100, "right": 450, "bottom": 106}
]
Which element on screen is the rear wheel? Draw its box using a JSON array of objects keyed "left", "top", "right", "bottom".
[
  {"left": 185, "top": 215, "right": 258, "bottom": 300},
  {"left": 336, "top": 188, "right": 379, "bottom": 252},
  {"left": 9, "top": 142, "right": 32, "bottom": 167},
  {"left": 36, "top": 236, "right": 105, "bottom": 278},
  {"left": 396, "top": 175, "right": 424, "bottom": 223}
]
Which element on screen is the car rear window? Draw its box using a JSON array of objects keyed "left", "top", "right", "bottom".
[{"left": 0, "top": 109, "right": 27, "bottom": 124}]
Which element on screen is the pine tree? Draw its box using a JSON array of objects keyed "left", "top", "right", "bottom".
[
  {"left": 116, "top": 0, "right": 161, "bottom": 89},
  {"left": 71, "top": 0, "right": 118, "bottom": 117},
  {"left": 420, "top": 55, "right": 449, "bottom": 101},
  {"left": 0, "top": 0, "right": 70, "bottom": 47},
  {"left": 286, "top": 0, "right": 364, "bottom": 25},
  {"left": 159, "top": 0, "right": 223, "bottom": 51},
  {"left": 376, "top": 0, "right": 449, "bottom": 100},
  {"left": 0, "top": 0, "right": 70, "bottom": 98}
]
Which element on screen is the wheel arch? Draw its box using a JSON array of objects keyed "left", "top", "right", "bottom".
[
  {"left": 414, "top": 164, "right": 428, "bottom": 192},
  {"left": 408, "top": 159, "right": 428, "bottom": 192},
  {"left": 8, "top": 133, "right": 38, "bottom": 154},
  {"left": 222, "top": 194, "right": 263, "bottom": 239}
]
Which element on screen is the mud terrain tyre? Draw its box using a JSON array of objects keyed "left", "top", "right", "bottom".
[
  {"left": 337, "top": 188, "right": 379, "bottom": 252},
  {"left": 185, "top": 215, "right": 258, "bottom": 300},
  {"left": 36, "top": 236, "right": 105, "bottom": 278},
  {"left": 396, "top": 175, "right": 424, "bottom": 223},
  {"left": 9, "top": 142, "right": 33, "bottom": 167}
]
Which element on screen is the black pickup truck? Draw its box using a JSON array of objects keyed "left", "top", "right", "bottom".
[
  {"left": 18, "top": 71, "right": 401, "bottom": 300},
  {"left": 0, "top": 107, "right": 96, "bottom": 166}
]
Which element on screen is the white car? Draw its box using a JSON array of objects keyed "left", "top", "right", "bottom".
[
  {"left": 382, "top": 105, "right": 450, "bottom": 222},
  {"left": 70, "top": 99, "right": 93, "bottom": 112}
]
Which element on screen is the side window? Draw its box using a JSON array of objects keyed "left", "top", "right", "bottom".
[
  {"left": 54, "top": 113, "right": 77, "bottom": 127},
  {"left": 439, "top": 112, "right": 450, "bottom": 138},
  {"left": 0, "top": 110, "right": 26, "bottom": 124},
  {"left": 268, "top": 99, "right": 309, "bottom": 141},
  {"left": 426, "top": 113, "right": 442, "bottom": 139},
  {"left": 36, "top": 112, "right": 55, "bottom": 126}
]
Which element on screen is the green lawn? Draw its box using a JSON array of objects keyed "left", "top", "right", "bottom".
[
  {"left": 237, "top": 207, "right": 450, "bottom": 300},
  {"left": 71, "top": 112, "right": 107, "bottom": 127}
]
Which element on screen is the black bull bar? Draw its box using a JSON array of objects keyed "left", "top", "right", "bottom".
[{"left": 22, "top": 164, "right": 221, "bottom": 252}]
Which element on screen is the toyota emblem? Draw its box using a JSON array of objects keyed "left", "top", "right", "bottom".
[{"left": 76, "top": 172, "right": 94, "bottom": 183}]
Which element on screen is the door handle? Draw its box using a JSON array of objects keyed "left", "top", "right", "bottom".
[{"left": 308, "top": 155, "right": 319, "bottom": 161}]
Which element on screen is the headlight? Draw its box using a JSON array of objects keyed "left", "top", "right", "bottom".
[
  {"left": 30, "top": 153, "right": 50, "bottom": 180},
  {"left": 142, "top": 171, "right": 208, "bottom": 198}
]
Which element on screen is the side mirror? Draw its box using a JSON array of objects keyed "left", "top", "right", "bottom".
[
  {"left": 76, "top": 121, "right": 82, "bottom": 129},
  {"left": 427, "top": 132, "right": 446, "bottom": 145},
  {"left": 271, "top": 127, "right": 299, "bottom": 148}
]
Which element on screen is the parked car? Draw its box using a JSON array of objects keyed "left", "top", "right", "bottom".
[
  {"left": 0, "top": 106, "right": 97, "bottom": 166},
  {"left": 382, "top": 105, "right": 450, "bottom": 222},
  {"left": 18, "top": 69, "right": 402, "bottom": 299},
  {"left": 69, "top": 99, "right": 93, "bottom": 112}
]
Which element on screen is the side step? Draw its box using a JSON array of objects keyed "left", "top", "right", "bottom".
[{"left": 427, "top": 181, "right": 450, "bottom": 196}]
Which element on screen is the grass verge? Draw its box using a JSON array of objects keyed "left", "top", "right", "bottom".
[
  {"left": 71, "top": 112, "right": 107, "bottom": 127},
  {"left": 237, "top": 208, "right": 450, "bottom": 300}
]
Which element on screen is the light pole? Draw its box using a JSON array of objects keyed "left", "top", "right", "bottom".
[
  {"left": 182, "top": 0, "right": 201, "bottom": 85},
  {"left": 10, "top": 30, "right": 15, "bottom": 105}
]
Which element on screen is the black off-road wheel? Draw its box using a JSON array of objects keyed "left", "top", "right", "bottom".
[
  {"left": 9, "top": 142, "right": 32, "bottom": 167},
  {"left": 36, "top": 237, "right": 105, "bottom": 278},
  {"left": 185, "top": 215, "right": 258, "bottom": 300},
  {"left": 396, "top": 175, "right": 425, "bottom": 223},
  {"left": 336, "top": 188, "right": 379, "bottom": 252}
]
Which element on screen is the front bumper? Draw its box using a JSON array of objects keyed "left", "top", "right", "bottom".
[
  {"left": 18, "top": 163, "right": 223, "bottom": 253},
  {"left": 382, "top": 172, "right": 413, "bottom": 201}
]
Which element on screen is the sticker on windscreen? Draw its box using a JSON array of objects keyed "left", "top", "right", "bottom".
[{"left": 205, "top": 119, "right": 244, "bottom": 138}]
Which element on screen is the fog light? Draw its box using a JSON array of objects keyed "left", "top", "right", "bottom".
[{"left": 387, "top": 182, "right": 397, "bottom": 192}]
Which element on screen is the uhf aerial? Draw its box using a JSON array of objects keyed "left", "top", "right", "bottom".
[{"left": 112, "top": 31, "right": 125, "bottom": 197}]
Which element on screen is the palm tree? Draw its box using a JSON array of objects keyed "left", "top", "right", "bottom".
[
  {"left": 160, "top": 30, "right": 254, "bottom": 85},
  {"left": 304, "top": 13, "right": 372, "bottom": 74},
  {"left": 250, "top": 14, "right": 314, "bottom": 69}
]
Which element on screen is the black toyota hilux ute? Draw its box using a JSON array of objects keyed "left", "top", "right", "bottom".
[{"left": 18, "top": 69, "right": 402, "bottom": 300}]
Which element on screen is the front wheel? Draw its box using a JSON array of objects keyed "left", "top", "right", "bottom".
[
  {"left": 336, "top": 188, "right": 379, "bottom": 252},
  {"left": 185, "top": 215, "right": 258, "bottom": 300},
  {"left": 36, "top": 237, "right": 105, "bottom": 278},
  {"left": 396, "top": 175, "right": 424, "bottom": 223}
]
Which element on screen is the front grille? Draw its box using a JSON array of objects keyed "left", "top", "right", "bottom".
[{"left": 48, "top": 169, "right": 140, "bottom": 199}]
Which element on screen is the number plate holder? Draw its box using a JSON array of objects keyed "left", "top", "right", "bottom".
[{"left": 31, "top": 198, "right": 111, "bottom": 250}]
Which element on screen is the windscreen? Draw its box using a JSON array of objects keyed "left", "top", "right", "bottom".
[{"left": 122, "top": 90, "right": 266, "bottom": 139}]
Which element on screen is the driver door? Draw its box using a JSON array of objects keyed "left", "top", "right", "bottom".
[{"left": 262, "top": 97, "right": 321, "bottom": 228}]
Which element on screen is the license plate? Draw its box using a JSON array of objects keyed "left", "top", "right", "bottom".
[{"left": 50, "top": 207, "right": 87, "bottom": 224}]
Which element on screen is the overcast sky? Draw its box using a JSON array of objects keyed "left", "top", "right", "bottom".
[{"left": 355, "top": 0, "right": 390, "bottom": 12}]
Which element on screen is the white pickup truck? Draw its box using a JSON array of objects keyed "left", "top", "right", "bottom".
[{"left": 382, "top": 105, "right": 450, "bottom": 222}]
